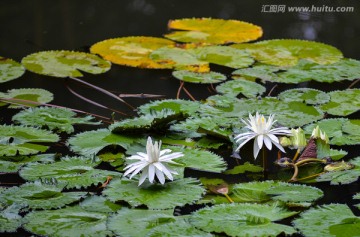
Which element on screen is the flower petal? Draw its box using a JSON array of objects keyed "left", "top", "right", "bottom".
[
  {"left": 155, "top": 168, "right": 165, "bottom": 184},
  {"left": 267, "top": 133, "right": 280, "bottom": 144},
  {"left": 253, "top": 140, "right": 261, "bottom": 159},
  {"left": 273, "top": 141, "right": 286, "bottom": 153},
  {"left": 159, "top": 152, "right": 184, "bottom": 162},
  {"left": 235, "top": 136, "right": 255, "bottom": 152},
  {"left": 138, "top": 169, "right": 148, "bottom": 186},
  {"left": 154, "top": 162, "right": 173, "bottom": 181},
  {"left": 148, "top": 164, "right": 155, "bottom": 183},
  {"left": 256, "top": 135, "right": 264, "bottom": 150},
  {"left": 263, "top": 135, "right": 273, "bottom": 150}
]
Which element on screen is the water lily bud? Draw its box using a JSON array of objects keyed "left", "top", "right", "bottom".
[
  {"left": 280, "top": 136, "right": 292, "bottom": 147},
  {"left": 290, "top": 127, "right": 307, "bottom": 149},
  {"left": 311, "top": 125, "right": 329, "bottom": 143}
]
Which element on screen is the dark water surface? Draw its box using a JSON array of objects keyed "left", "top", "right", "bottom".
[{"left": 1, "top": 0, "right": 360, "bottom": 236}]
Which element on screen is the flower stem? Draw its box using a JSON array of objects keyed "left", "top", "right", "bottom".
[
  {"left": 224, "top": 193, "right": 234, "bottom": 203},
  {"left": 262, "top": 148, "right": 268, "bottom": 180}
]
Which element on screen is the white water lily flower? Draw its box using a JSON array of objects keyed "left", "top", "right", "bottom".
[
  {"left": 235, "top": 112, "right": 292, "bottom": 159},
  {"left": 123, "top": 137, "right": 183, "bottom": 186}
]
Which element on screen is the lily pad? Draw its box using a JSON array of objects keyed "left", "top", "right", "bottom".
[
  {"left": 138, "top": 99, "right": 201, "bottom": 116},
  {"left": 19, "top": 156, "right": 121, "bottom": 188},
  {"left": 293, "top": 204, "right": 360, "bottom": 237},
  {"left": 232, "top": 64, "right": 282, "bottom": 81},
  {"left": 148, "top": 218, "right": 213, "bottom": 237},
  {"left": 205, "top": 181, "right": 323, "bottom": 207},
  {"left": 216, "top": 78, "right": 266, "bottom": 98},
  {"left": 68, "top": 128, "right": 138, "bottom": 156},
  {"left": 108, "top": 208, "right": 175, "bottom": 237},
  {"left": 278, "top": 88, "right": 330, "bottom": 105},
  {"left": 189, "top": 203, "right": 297, "bottom": 237},
  {"left": 172, "top": 70, "right": 226, "bottom": 84},
  {"left": 193, "top": 45, "right": 254, "bottom": 68},
  {"left": 0, "top": 181, "right": 87, "bottom": 209},
  {"left": 166, "top": 146, "right": 227, "bottom": 176},
  {"left": 79, "top": 196, "right": 122, "bottom": 213},
  {"left": 21, "top": 50, "right": 111, "bottom": 78},
  {"left": 203, "top": 97, "right": 324, "bottom": 127},
  {"left": 320, "top": 89, "right": 360, "bottom": 116},
  {"left": 103, "top": 178, "right": 205, "bottom": 209},
  {"left": 12, "top": 106, "right": 100, "bottom": 134},
  {"left": 0, "top": 57, "right": 25, "bottom": 83},
  {"left": 150, "top": 46, "right": 209, "bottom": 72},
  {"left": 232, "top": 39, "right": 343, "bottom": 66},
  {"left": 0, "top": 203, "right": 24, "bottom": 233},
  {"left": 0, "top": 125, "right": 59, "bottom": 156},
  {"left": 165, "top": 18, "right": 263, "bottom": 44},
  {"left": 304, "top": 119, "right": 360, "bottom": 146},
  {"left": 0, "top": 153, "right": 56, "bottom": 173},
  {"left": 23, "top": 206, "right": 112, "bottom": 237},
  {"left": 0, "top": 88, "right": 54, "bottom": 109},
  {"left": 316, "top": 157, "right": 360, "bottom": 185},
  {"left": 110, "top": 109, "right": 184, "bottom": 134},
  {"left": 90, "top": 36, "right": 175, "bottom": 69},
  {"left": 233, "top": 59, "right": 360, "bottom": 84},
  {"left": 225, "top": 162, "right": 263, "bottom": 175}
]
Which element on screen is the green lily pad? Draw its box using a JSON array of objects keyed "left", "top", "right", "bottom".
[
  {"left": 68, "top": 128, "right": 138, "bottom": 156},
  {"left": 224, "top": 162, "right": 264, "bottom": 175},
  {"left": 320, "top": 89, "right": 360, "bottom": 116},
  {"left": 108, "top": 208, "right": 175, "bottom": 237},
  {"left": 110, "top": 109, "right": 184, "bottom": 134},
  {"left": 168, "top": 146, "right": 227, "bottom": 176},
  {"left": 0, "top": 181, "right": 86, "bottom": 209},
  {"left": 23, "top": 206, "right": 112, "bottom": 237},
  {"left": 233, "top": 59, "right": 360, "bottom": 84},
  {"left": 278, "top": 88, "right": 330, "bottom": 105},
  {"left": 232, "top": 39, "right": 343, "bottom": 66},
  {"left": 148, "top": 218, "right": 213, "bottom": 237},
  {"left": 216, "top": 78, "right": 266, "bottom": 98},
  {"left": 90, "top": 36, "right": 175, "bottom": 69},
  {"left": 103, "top": 178, "right": 205, "bottom": 209},
  {"left": 19, "top": 156, "right": 121, "bottom": 188},
  {"left": 0, "top": 125, "right": 59, "bottom": 156},
  {"left": 304, "top": 119, "right": 360, "bottom": 146},
  {"left": 138, "top": 99, "right": 201, "bottom": 116},
  {"left": 172, "top": 70, "right": 226, "bottom": 84},
  {"left": 232, "top": 64, "right": 282, "bottom": 81},
  {"left": 203, "top": 97, "right": 324, "bottom": 127},
  {"left": 150, "top": 46, "right": 209, "bottom": 72},
  {"left": 165, "top": 18, "right": 263, "bottom": 44},
  {"left": 0, "top": 57, "right": 25, "bottom": 83},
  {"left": 205, "top": 181, "right": 323, "bottom": 207},
  {"left": 0, "top": 88, "right": 54, "bottom": 108},
  {"left": 0, "top": 153, "right": 56, "bottom": 173},
  {"left": 193, "top": 45, "right": 254, "bottom": 68},
  {"left": 21, "top": 50, "right": 111, "bottom": 78},
  {"left": 12, "top": 106, "right": 100, "bottom": 134},
  {"left": 79, "top": 195, "right": 122, "bottom": 213},
  {"left": 189, "top": 203, "right": 297, "bottom": 237},
  {"left": 0, "top": 204, "right": 23, "bottom": 233},
  {"left": 316, "top": 157, "right": 360, "bottom": 185},
  {"left": 293, "top": 204, "right": 360, "bottom": 237}
]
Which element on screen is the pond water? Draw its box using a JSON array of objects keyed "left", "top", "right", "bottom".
[{"left": 1, "top": 1, "right": 360, "bottom": 236}]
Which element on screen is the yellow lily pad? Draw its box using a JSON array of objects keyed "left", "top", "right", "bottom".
[
  {"left": 232, "top": 39, "right": 343, "bottom": 66},
  {"left": 90, "top": 36, "right": 175, "bottom": 69},
  {"left": 165, "top": 18, "right": 263, "bottom": 44}
]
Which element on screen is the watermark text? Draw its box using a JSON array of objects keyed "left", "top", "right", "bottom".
[{"left": 261, "top": 5, "right": 354, "bottom": 13}]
